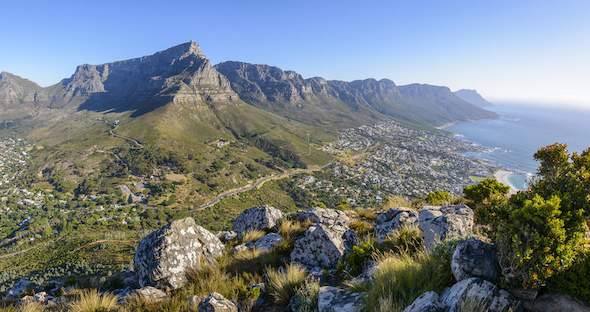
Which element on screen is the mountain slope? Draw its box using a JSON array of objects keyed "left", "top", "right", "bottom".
[
  {"left": 216, "top": 61, "right": 497, "bottom": 128},
  {"left": 454, "top": 89, "right": 493, "bottom": 107}
]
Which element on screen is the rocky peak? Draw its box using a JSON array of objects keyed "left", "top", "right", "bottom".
[
  {"left": 454, "top": 89, "right": 493, "bottom": 107},
  {"left": 0, "top": 71, "right": 43, "bottom": 105}
]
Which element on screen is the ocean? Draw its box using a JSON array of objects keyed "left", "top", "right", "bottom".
[{"left": 448, "top": 103, "right": 590, "bottom": 190}]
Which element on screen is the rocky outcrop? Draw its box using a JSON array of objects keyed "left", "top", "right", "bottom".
[
  {"left": 128, "top": 286, "right": 168, "bottom": 303},
  {"left": 375, "top": 208, "right": 419, "bottom": 241},
  {"left": 317, "top": 286, "right": 365, "bottom": 312},
  {"left": 232, "top": 205, "right": 283, "bottom": 238},
  {"left": 216, "top": 231, "right": 237, "bottom": 243},
  {"left": 454, "top": 89, "right": 492, "bottom": 107},
  {"left": 528, "top": 293, "right": 590, "bottom": 312},
  {"left": 403, "top": 291, "right": 446, "bottom": 312},
  {"left": 6, "top": 278, "right": 35, "bottom": 298},
  {"left": 290, "top": 223, "right": 356, "bottom": 271},
  {"left": 198, "top": 292, "right": 238, "bottom": 312},
  {"left": 441, "top": 278, "right": 522, "bottom": 312},
  {"left": 451, "top": 239, "right": 500, "bottom": 282},
  {"left": 249, "top": 233, "right": 282, "bottom": 251},
  {"left": 133, "top": 217, "right": 224, "bottom": 290},
  {"left": 418, "top": 205, "right": 474, "bottom": 249},
  {"left": 297, "top": 207, "right": 351, "bottom": 228}
]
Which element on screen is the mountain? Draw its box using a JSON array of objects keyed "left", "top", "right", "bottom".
[
  {"left": 216, "top": 61, "right": 497, "bottom": 127},
  {"left": 454, "top": 89, "right": 493, "bottom": 107}
]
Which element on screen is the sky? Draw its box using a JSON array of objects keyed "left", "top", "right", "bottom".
[{"left": 1, "top": 0, "right": 589, "bottom": 108}]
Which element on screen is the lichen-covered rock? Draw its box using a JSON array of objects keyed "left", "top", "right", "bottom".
[
  {"left": 403, "top": 291, "right": 446, "bottom": 312},
  {"left": 419, "top": 204, "right": 474, "bottom": 249},
  {"left": 198, "top": 292, "right": 238, "bottom": 312},
  {"left": 441, "top": 278, "right": 522, "bottom": 312},
  {"left": 7, "top": 278, "right": 35, "bottom": 298},
  {"left": 375, "top": 207, "right": 419, "bottom": 241},
  {"left": 128, "top": 286, "right": 168, "bottom": 302},
  {"left": 216, "top": 231, "right": 237, "bottom": 243},
  {"left": 452, "top": 239, "right": 500, "bottom": 282},
  {"left": 134, "top": 217, "right": 224, "bottom": 290},
  {"left": 318, "top": 286, "right": 365, "bottom": 312},
  {"left": 249, "top": 233, "right": 282, "bottom": 251},
  {"left": 291, "top": 223, "right": 356, "bottom": 271},
  {"left": 529, "top": 293, "right": 590, "bottom": 312},
  {"left": 297, "top": 208, "right": 350, "bottom": 228},
  {"left": 232, "top": 205, "right": 283, "bottom": 238}
]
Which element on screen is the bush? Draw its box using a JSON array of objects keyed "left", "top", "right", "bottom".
[
  {"left": 365, "top": 240, "right": 456, "bottom": 312},
  {"left": 547, "top": 251, "right": 590, "bottom": 304},
  {"left": 425, "top": 190, "right": 453, "bottom": 205},
  {"left": 338, "top": 238, "right": 379, "bottom": 277},
  {"left": 492, "top": 195, "right": 585, "bottom": 288},
  {"left": 463, "top": 178, "right": 510, "bottom": 224},
  {"left": 69, "top": 289, "right": 118, "bottom": 312},
  {"left": 266, "top": 264, "right": 307, "bottom": 304}
]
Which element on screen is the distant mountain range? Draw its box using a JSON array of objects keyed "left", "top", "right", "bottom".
[
  {"left": 454, "top": 89, "right": 493, "bottom": 107},
  {"left": 0, "top": 41, "right": 498, "bottom": 173}
]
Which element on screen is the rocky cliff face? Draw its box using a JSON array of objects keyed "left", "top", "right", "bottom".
[
  {"left": 0, "top": 72, "right": 45, "bottom": 106},
  {"left": 216, "top": 61, "right": 497, "bottom": 127}
]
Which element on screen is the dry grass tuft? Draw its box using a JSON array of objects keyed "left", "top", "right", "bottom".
[
  {"left": 241, "top": 230, "right": 266, "bottom": 244},
  {"left": 266, "top": 264, "right": 308, "bottom": 304},
  {"left": 69, "top": 289, "right": 118, "bottom": 312}
]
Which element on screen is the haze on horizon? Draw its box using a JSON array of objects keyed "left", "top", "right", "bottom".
[{"left": 1, "top": 0, "right": 589, "bottom": 108}]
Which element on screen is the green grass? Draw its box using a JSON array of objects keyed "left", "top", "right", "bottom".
[{"left": 365, "top": 240, "right": 458, "bottom": 312}]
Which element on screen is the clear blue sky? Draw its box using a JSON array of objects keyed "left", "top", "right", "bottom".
[{"left": 1, "top": 0, "right": 589, "bottom": 107}]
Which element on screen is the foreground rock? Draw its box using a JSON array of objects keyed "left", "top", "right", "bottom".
[
  {"left": 290, "top": 223, "right": 356, "bottom": 271},
  {"left": 375, "top": 208, "right": 419, "bottom": 241},
  {"left": 528, "top": 293, "right": 590, "bottom": 312},
  {"left": 419, "top": 204, "right": 474, "bottom": 249},
  {"left": 249, "top": 233, "right": 282, "bottom": 251},
  {"left": 134, "top": 217, "right": 224, "bottom": 290},
  {"left": 441, "top": 278, "right": 522, "bottom": 312},
  {"left": 451, "top": 239, "right": 500, "bottom": 282},
  {"left": 297, "top": 207, "right": 350, "bottom": 228},
  {"left": 403, "top": 291, "right": 446, "bottom": 312},
  {"left": 7, "top": 278, "right": 35, "bottom": 298},
  {"left": 232, "top": 205, "right": 283, "bottom": 238},
  {"left": 198, "top": 292, "right": 238, "bottom": 312},
  {"left": 318, "top": 286, "right": 365, "bottom": 312},
  {"left": 128, "top": 286, "right": 167, "bottom": 303}
]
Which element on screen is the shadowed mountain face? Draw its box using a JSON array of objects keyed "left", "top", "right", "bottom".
[
  {"left": 216, "top": 61, "right": 497, "bottom": 127},
  {"left": 454, "top": 89, "right": 493, "bottom": 107}
]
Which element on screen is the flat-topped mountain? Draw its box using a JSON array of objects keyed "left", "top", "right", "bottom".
[{"left": 454, "top": 89, "right": 493, "bottom": 107}]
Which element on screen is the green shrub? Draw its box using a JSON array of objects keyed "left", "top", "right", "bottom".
[
  {"left": 425, "top": 190, "right": 453, "bottom": 206},
  {"left": 463, "top": 178, "right": 510, "bottom": 224},
  {"left": 492, "top": 195, "right": 585, "bottom": 288},
  {"left": 338, "top": 238, "right": 379, "bottom": 277},
  {"left": 547, "top": 251, "right": 590, "bottom": 304}
]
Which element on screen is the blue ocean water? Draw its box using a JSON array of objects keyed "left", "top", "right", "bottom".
[{"left": 448, "top": 104, "right": 590, "bottom": 190}]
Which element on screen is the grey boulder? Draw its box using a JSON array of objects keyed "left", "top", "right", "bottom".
[
  {"left": 318, "top": 286, "right": 365, "bottom": 312},
  {"left": 232, "top": 205, "right": 283, "bottom": 238},
  {"left": 403, "top": 291, "right": 446, "bottom": 312},
  {"left": 127, "top": 286, "right": 168, "bottom": 303},
  {"left": 248, "top": 233, "right": 282, "bottom": 251},
  {"left": 198, "top": 292, "right": 238, "bottom": 312},
  {"left": 419, "top": 204, "right": 474, "bottom": 249},
  {"left": 529, "top": 293, "right": 590, "bottom": 312},
  {"left": 441, "top": 278, "right": 522, "bottom": 312},
  {"left": 297, "top": 207, "right": 350, "bottom": 228},
  {"left": 134, "top": 217, "right": 224, "bottom": 290},
  {"left": 452, "top": 239, "right": 500, "bottom": 282},
  {"left": 291, "top": 223, "right": 356, "bottom": 271},
  {"left": 375, "top": 207, "right": 419, "bottom": 241}
]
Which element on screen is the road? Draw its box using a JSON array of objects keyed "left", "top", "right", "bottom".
[{"left": 196, "top": 163, "right": 331, "bottom": 210}]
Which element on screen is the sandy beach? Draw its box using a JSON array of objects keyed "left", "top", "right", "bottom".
[{"left": 494, "top": 169, "right": 517, "bottom": 193}]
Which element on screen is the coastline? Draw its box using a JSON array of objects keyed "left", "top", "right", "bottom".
[
  {"left": 435, "top": 121, "right": 457, "bottom": 130},
  {"left": 494, "top": 169, "right": 518, "bottom": 193}
]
